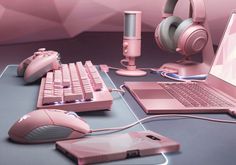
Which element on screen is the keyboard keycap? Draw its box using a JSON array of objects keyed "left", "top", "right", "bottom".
[
  {"left": 37, "top": 61, "right": 113, "bottom": 112},
  {"left": 61, "top": 64, "right": 71, "bottom": 87},
  {"left": 54, "top": 70, "right": 62, "bottom": 86},
  {"left": 42, "top": 95, "right": 62, "bottom": 104},
  {"left": 85, "top": 61, "right": 103, "bottom": 91},
  {"left": 160, "top": 83, "right": 234, "bottom": 108}
]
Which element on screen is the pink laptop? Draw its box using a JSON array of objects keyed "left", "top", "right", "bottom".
[{"left": 125, "top": 11, "right": 236, "bottom": 114}]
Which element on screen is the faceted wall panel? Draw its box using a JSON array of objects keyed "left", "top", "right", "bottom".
[{"left": 0, "top": 0, "right": 235, "bottom": 45}]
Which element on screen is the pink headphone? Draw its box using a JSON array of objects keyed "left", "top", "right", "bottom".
[{"left": 155, "top": 0, "right": 208, "bottom": 56}]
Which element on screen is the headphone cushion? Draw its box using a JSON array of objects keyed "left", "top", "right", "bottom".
[
  {"left": 155, "top": 23, "right": 166, "bottom": 50},
  {"left": 173, "top": 18, "right": 193, "bottom": 47},
  {"left": 159, "top": 16, "right": 182, "bottom": 51}
]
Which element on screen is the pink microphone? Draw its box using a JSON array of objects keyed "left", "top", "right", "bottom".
[{"left": 116, "top": 11, "right": 147, "bottom": 76}]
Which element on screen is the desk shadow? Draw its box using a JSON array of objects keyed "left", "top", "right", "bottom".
[
  {"left": 166, "top": 151, "right": 182, "bottom": 156},
  {"left": 54, "top": 148, "right": 76, "bottom": 164},
  {"left": 6, "top": 137, "right": 54, "bottom": 146},
  {"left": 23, "top": 79, "right": 41, "bottom": 86},
  {"left": 13, "top": 75, "right": 41, "bottom": 86},
  {"left": 78, "top": 110, "right": 111, "bottom": 117}
]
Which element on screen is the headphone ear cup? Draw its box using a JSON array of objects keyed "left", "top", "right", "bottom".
[
  {"left": 155, "top": 16, "right": 182, "bottom": 52},
  {"left": 174, "top": 19, "right": 193, "bottom": 49},
  {"left": 159, "top": 16, "right": 183, "bottom": 52},
  {"left": 174, "top": 18, "right": 208, "bottom": 55},
  {"left": 154, "top": 22, "right": 166, "bottom": 50}
]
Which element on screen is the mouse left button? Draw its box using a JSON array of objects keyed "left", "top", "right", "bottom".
[{"left": 46, "top": 110, "right": 90, "bottom": 134}]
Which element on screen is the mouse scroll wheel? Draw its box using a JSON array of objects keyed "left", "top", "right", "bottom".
[{"left": 66, "top": 111, "right": 80, "bottom": 118}]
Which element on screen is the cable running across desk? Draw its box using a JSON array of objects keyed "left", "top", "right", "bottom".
[{"left": 91, "top": 114, "right": 236, "bottom": 133}]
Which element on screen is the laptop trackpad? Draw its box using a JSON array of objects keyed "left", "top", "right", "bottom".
[{"left": 133, "top": 89, "right": 173, "bottom": 99}]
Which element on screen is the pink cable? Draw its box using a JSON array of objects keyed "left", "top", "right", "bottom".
[
  {"left": 160, "top": 72, "right": 188, "bottom": 82},
  {"left": 120, "top": 59, "right": 129, "bottom": 68},
  {"left": 91, "top": 114, "right": 236, "bottom": 133},
  {"left": 108, "top": 66, "right": 120, "bottom": 70},
  {"left": 108, "top": 84, "right": 126, "bottom": 94},
  {"left": 160, "top": 72, "right": 205, "bottom": 82}
]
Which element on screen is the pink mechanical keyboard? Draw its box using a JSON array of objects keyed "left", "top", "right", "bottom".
[{"left": 37, "top": 61, "right": 113, "bottom": 112}]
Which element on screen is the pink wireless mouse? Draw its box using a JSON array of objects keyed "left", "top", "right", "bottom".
[
  {"left": 24, "top": 54, "right": 60, "bottom": 83},
  {"left": 8, "top": 109, "right": 91, "bottom": 144},
  {"left": 17, "top": 48, "right": 61, "bottom": 83},
  {"left": 17, "top": 55, "right": 35, "bottom": 77}
]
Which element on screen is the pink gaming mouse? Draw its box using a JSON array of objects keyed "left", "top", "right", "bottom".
[{"left": 8, "top": 109, "right": 91, "bottom": 144}]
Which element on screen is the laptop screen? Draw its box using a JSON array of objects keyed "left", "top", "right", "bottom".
[{"left": 210, "top": 13, "right": 236, "bottom": 87}]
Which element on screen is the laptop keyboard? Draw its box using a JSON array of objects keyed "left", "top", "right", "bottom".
[
  {"left": 160, "top": 83, "right": 234, "bottom": 107},
  {"left": 37, "top": 61, "right": 113, "bottom": 112}
]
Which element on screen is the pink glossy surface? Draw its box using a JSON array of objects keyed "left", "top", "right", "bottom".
[
  {"left": 190, "top": 0, "right": 206, "bottom": 23},
  {"left": 210, "top": 13, "right": 236, "bottom": 86},
  {"left": 207, "top": 13, "right": 236, "bottom": 99},
  {"left": 0, "top": 1, "right": 234, "bottom": 45},
  {"left": 56, "top": 130, "right": 180, "bottom": 165}
]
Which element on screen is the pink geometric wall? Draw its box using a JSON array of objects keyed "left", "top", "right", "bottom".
[{"left": 0, "top": 0, "right": 235, "bottom": 45}]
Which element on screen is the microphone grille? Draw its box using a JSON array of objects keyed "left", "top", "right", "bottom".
[{"left": 124, "top": 11, "right": 141, "bottom": 38}]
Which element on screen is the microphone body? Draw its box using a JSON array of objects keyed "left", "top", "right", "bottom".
[
  {"left": 116, "top": 11, "right": 146, "bottom": 76},
  {"left": 123, "top": 11, "right": 141, "bottom": 58}
]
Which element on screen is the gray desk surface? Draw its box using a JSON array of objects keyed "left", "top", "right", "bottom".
[
  {"left": 1, "top": 65, "right": 236, "bottom": 165},
  {"left": 107, "top": 69, "right": 236, "bottom": 165},
  {"left": 0, "top": 66, "right": 166, "bottom": 165},
  {"left": 0, "top": 32, "right": 235, "bottom": 165}
]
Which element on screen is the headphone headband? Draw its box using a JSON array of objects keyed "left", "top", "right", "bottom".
[{"left": 162, "top": 0, "right": 206, "bottom": 23}]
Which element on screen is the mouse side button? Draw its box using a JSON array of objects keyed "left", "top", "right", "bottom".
[{"left": 25, "top": 125, "right": 72, "bottom": 143}]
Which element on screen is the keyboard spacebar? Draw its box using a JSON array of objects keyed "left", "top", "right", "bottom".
[{"left": 43, "top": 95, "right": 62, "bottom": 104}]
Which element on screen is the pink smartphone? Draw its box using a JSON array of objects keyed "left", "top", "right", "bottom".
[{"left": 56, "top": 130, "right": 180, "bottom": 165}]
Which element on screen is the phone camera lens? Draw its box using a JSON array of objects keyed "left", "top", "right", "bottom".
[{"left": 146, "top": 135, "right": 160, "bottom": 141}]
